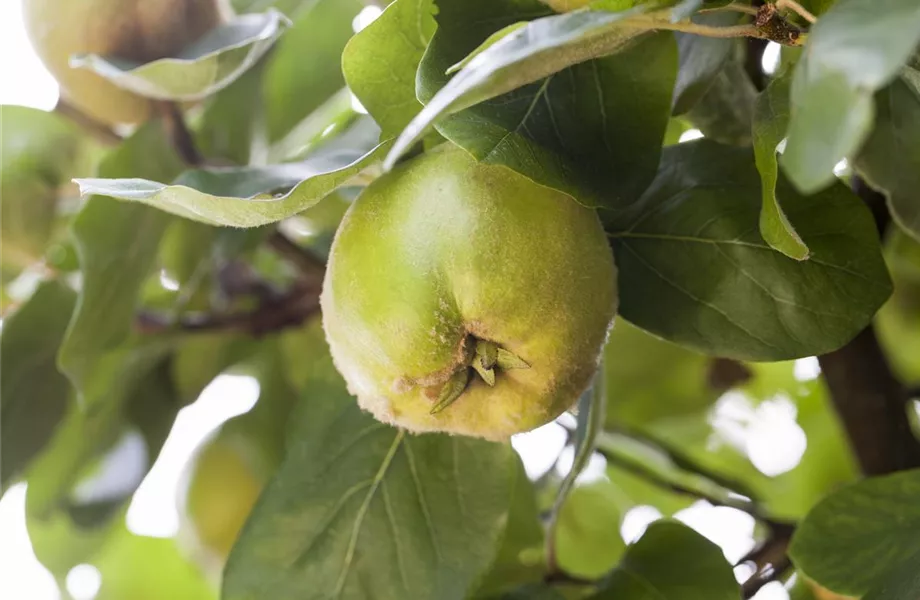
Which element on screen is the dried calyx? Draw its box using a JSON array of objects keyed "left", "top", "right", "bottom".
[{"left": 430, "top": 337, "right": 530, "bottom": 414}]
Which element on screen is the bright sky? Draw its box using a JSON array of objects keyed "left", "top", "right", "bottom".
[{"left": 0, "top": 2, "right": 804, "bottom": 597}]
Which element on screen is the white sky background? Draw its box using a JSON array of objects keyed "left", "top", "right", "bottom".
[{"left": 0, "top": 3, "right": 810, "bottom": 597}]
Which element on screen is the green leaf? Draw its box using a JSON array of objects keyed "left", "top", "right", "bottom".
[
  {"left": 195, "top": 61, "right": 267, "bottom": 166},
  {"left": 781, "top": 0, "right": 920, "bottom": 193},
  {"left": 789, "top": 469, "right": 920, "bottom": 597},
  {"left": 71, "top": 11, "right": 290, "bottom": 101},
  {"left": 58, "top": 122, "right": 185, "bottom": 397},
  {"left": 609, "top": 140, "right": 892, "bottom": 361},
  {"left": 589, "top": 520, "right": 740, "bottom": 600},
  {"left": 670, "top": 13, "right": 736, "bottom": 116},
  {"left": 864, "top": 558, "right": 920, "bottom": 600},
  {"left": 474, "top": 457, "right": 545, "bottom": 597},
  {"left": 856, "top": 77, "right": 920, "bottom": 242},
  {"left": 685, "top": 59, "right": 756, "bottom": 146},
  {"left": 223, "top": 352, "right": 516, "bottom": 600},
  {"left": 643, "top": 361, "right": 859, "bottom": 520},
  {"left": 410, "top": 0, "right": 677, "bottom": 209},
  {"left": 75, "top": 141, "right": 389, "bottom": 227},
  {"left": 0, "top": 106, "right": 86, "bottom": 275},
  {"left": 342, "top": 0, "right": 437, "bottom": 137},
  {"left": 264, "top": 0, "right": 363, "bottom": 141},
  {"left": 93, "top": 530, "right": 215, "bottom": 600},
  {"left": 604, "top": 320, "right": 718, "bottom": 429},
  {"left": 386, "top": 1, "right": 679, "bottom": 171},
  {"left": 555, "top": 482, "right": 627, "bottom": 579},
  {"left": 1, "top": 280, "right": 76, "bottom": 489},
  {"left": 753, "top": 71, "right": 810, "bottom": 260}
]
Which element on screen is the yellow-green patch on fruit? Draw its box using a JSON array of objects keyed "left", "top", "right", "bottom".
[
  {"left": 23, "top": 0, "right": 231, "bottom": 125},
  {"left": 321, "top": 145, "right": 617, "bottom": 440}
]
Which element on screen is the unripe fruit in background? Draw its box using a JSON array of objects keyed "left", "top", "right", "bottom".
[
  {"left": 177, "top": 422, "right": 270, "bottom": 569},
  {"left": 23, "top": 0, "right": 231, "bottom": 126},
  {"left": 321, "top": 146, "right": 617, "bottom": 440}
]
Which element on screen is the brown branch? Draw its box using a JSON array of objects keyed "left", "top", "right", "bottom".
[
  {"left": 157, "top": 102, "right": 203, "bottom": 166},
  {"left": 136, "top": 279, "right": 320, "bottom": 336},
  {"left": 54, "top": 99, "right": 123, "bottom": 146},
  {"left": 816, "top": 178, "right": 920, "bottom": 477},
  {"left": 817, "top": 327, "right": 920, "bottom": 476},
  {"left": 740, "top": 523, "right": 795, "bottom": 598},
  {"left": 267, "top": 230, "right": 327, "bottom": 281}
]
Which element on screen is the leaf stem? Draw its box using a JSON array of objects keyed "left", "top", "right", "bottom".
[
  {"left": 157, "top": 102, "right": 203, "bottom": 167},
  {"left": 775, "top": 0, "right": 817, "bottom": 23},
  {"left": 699, "top": 2, "right": 760, "bottom": 16},
  {"left": 53, "top": 99, "right": 123, "bottom": 146}
]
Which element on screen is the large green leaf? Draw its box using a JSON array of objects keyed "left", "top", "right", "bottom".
[
  {"left": 263, "top": 0, "right": 363, "bottom": 141},
  {"left": 342, "top": 0, "right": 437, "bottom": 137},
  {"left": 781, "top": 0, "right": 920, "bottom": 193},
  {"left": 589, "top": 520, "right": 739, "bottom": 600},
  {"left": 72, "top": 11, "right": 289, "bottom": 101},
  {"left": 609, "top": 140, "right": 891, "bottom": 361},
  {"left": 0, "top": 106, "right": 86, "bottom": 275},
  {"left": 555, "top": 482, "right": 627, "bottom": 579},
  {"left": 75, "top": 140, "right": 389, "bottom": 227},
  {"left": 473, "top": 457, "right": 545, "bottom": 597},
  {"left": 223, "top": 352, "right": 516, "bottom": 600},
  {"left": 790, "top": 469, "right": 920, "bottom": 598},
  {"left": 864, "top": 559, "right": 920, "bottom": 600},
  {"left": 410, "top": 0, "right": 677, "bottom": 209},
  {"left": 670, "top": 13, "right": 736, "bottom": 116},
  {"left": 752, "top": 71, "right": 810, "bottom": 260},
  {"left": 58, "top": 122, "right": 185, "bottom": 397},
  {"left": 685, "top": 59, "right": 756, "bottom": 146},
  {"left": 386, "top": 1, "right": 680, "bottom": 172},
  {"left": 856, "top": 77, "right": 920, "bottom": 242},
  {"left": 0, "top": 280, "right": 75, "bottom": 489}
]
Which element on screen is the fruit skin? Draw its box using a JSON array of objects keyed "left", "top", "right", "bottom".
[
  {"left": 321, "top": 146, "right": 617, "bottom": 440},
  {"left": 23, "top": 0, "right": 231, "bottom": 126},
  {"left": 178, "top": 420, "right": 269, "bottom": 566}
]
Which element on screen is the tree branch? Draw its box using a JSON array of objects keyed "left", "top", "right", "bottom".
[
  {"left": 816, "top": 178, "right": 920, "bottom": 477},
  {"left": 817, "top": 327, "right": 920, "bottom": 476},
  {"left": 54, "top": 99, "right": 123, "bottom": 146},
  {"left": 739, "top": 523, "right": 795, "bottom": 598},
  {"left": 157, "top": 102, "right": 203, "bottom": 166},
  {"left": 267, "top": 230, "right": 327, "bottom": 281}
]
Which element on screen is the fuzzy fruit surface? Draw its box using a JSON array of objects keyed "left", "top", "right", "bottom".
[
  {"left": 24, "top": 0, "right": 230, "bottom": 125},
  {"left": 321, "top": 146, "right": 617, "bottom": 439}
]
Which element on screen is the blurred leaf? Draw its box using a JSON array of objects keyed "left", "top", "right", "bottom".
[
  {"left": 223, "top": 350, "right": 516, "bottom": 600},
  {"left": 387, "top": 0, "right": 673, "bottom": 168},
  {"left": 856, "top": 77, "right": 920, "bottom": 241},
  {"left": 342, "top": 0, "right": 437, "bottom": 137},
  {"left": 604, "top": 320, "right": 717, "bottom": 429},
  {"left": 753, "top": 71, "right": 810, "bottom": 260},
  {"left": 644, "top": 361, "right": 859, "bottom": 520},
  {"left": 72, "top": 11, "right": 290, "bottom": 101},
  {"left": 671, "top": 13, "right": 736, "bottom": 116},
  {"left": 75, "top": 141, "right": 389, "bottom": 227},
  {"left": 685, "top": 59, "right": 756, "bottom": 146},
  {"left": 0, "top": 106, "right": 85, "bottom": 275},
  {"left": 0, "top": 280, "right": 75, "bottom": 489},
  {"left": 789, "top": 469, "right": 920, "bottom": 598},
  {"left": 264, "top": 0, "right": 363, "bottom": 141},
  {"left": 609, "top": 140, "right": 891, "bottom": 361},
  {"left": 58, "top": 122, "right": 184, "bottom": 398},
  {"left": 555, "top": 482, "right": 627, "bottom": 579},
  {"left": 195, "top": 61, "right": 267, "bottom": 166},
  {"left": 172, "top": 333, "right": 257, "bottom": 401},
  {"left": 589, "top": 520, "right": 739, "bottom": 599},
  {"left": 781, "top": 0, "right": 920, "bottom": 193},
  {"left": 474, "top": 456, "right": 545, "bottom": 597}
]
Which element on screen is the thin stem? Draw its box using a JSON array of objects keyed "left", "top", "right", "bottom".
[
  {"left": 740, "top": 525, "right": 795, "bottom": 598},
  {"left": 699, "top": 2, "right": 760, "bottom": 16},
  {"left": 157, "top": 102, "right": 203, "bottom": 167},
  {"left": 630, "top": 19, "right": 766, "bottom": 39},
  {"left": 776, "top": 0, "right": 817, "bottom": 23},
  {"left": 54, "top": 99, "right": 123, "bottom": 146}
]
